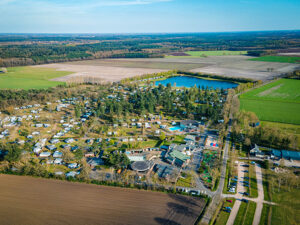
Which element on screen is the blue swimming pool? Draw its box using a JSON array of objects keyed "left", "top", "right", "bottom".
[
  {"left": 169, "top": 126, "right": 182, "bottom": 131},
  {"left": 155, "top": 76, "right": 238, "bottom": 89}
]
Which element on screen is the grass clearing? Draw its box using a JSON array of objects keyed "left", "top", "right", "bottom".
[
  {"left": 214, "top": 198, "right": 236, "bottom": 225},
  {"left": 259, "top": 203, "right": 271, "bottom": 225},
  {"left": 233, "top": 201, "right": 248, "bottom": 225},
  {"left": 249, "top": 164, "right": 258, "bottom": 198},
  {"left": 249, "top": 55, "right": 300, "bottom": 63},
  {"left": 234, "top": 201, "right": 256, "bottom": 225},
  {"left": 0, "top": 66, "right": 71, "bottom": 90},
  {"left": 240, "top": 79, "right": 300, "bottom": 125}
]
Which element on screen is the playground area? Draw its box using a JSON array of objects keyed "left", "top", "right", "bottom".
[{"left": 205, "top": 135, "right": 220, "bottom": 149}]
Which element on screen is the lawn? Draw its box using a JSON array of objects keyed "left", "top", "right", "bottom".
[
  {"left": 0, "top": 66, "right": 72, "bottom": 90},
  {"left": 176, "top": 172, "right": 194, "bottom": 187},
  {"left": 261, "top": 168, "right": 300, "bottom": 225},
  {"left": 214, "top": 198, "right": 236, "bottom": 225},
  {"left": 166, "top": 50, "right": 247, "bottom": 58},
  {"left": 249, "top": 164, "right": 258, "bottom": 198},
  {"left": 240, "top": 79, "right": 300, "bottom": 125},
  {"left": 259, "top": 204, "right": 271, "bottom": 225},
  {"left": 249, "top": 55, "right": 300, "bottom": 63},
  {"left": 234, "top": 201, "right": 256, "bottom": 225}
]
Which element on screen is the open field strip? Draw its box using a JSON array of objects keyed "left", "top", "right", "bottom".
[
  {"left": 0, "top": 66, "right": 71, "bottom": 89},
  {"left": 166, "top": 51, "right": 247, "bottom": 58},
  {"left": 249, "top": 56, "right": 300, "bottom": 63}
]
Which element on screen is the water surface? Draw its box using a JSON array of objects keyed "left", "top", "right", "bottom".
[{"left": 155, "top": 76, "right": 238, "bottom": 89}]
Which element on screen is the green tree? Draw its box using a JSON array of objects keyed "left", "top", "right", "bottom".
[{"left": 3, "top": 144, "right": 22, "bottom": 162}]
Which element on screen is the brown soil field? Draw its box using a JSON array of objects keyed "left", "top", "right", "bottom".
[
  {"left": 35, "top": 55, "right": 299, "bottom": 82},
  {"left": 35, "top": 63, "right": 168, "bottom": 83},
  {"left": 0, "top": 174, "right": 205, "bottom": 225}
]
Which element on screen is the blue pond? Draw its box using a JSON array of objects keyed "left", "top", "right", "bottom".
[{"left": 155, "top": 76, "right": 238, "bottom": 89}]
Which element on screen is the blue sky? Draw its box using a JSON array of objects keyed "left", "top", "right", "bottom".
[{"left": 0, "top": 0, "right": 299, "bottom": 33}]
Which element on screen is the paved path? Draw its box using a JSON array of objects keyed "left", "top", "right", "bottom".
[
  {"left": 226, "top": 162, "right": 246, "bottom": 225},
  {"left": 252, "top": 164, "right": 264, "bottom": 225}
]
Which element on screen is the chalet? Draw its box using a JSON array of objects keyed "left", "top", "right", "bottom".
[
  {"left": 53, "top": 151, "right": 63, "bottom": 158},
  {"left": 49, "top": 139, "right": 59, "bottom": 144},
  {"left": 54, "top": 158, "right": 63, "bottom": 165},
  {"left": 68, "top": 163, "right": 78, "bottom": 169},
  {"left": 39, "top": 151, "right": 51, "bottom": 158},
  {"left": 64, "top": 138, "right": 75, "bottom": 143},
  {"left": 87, "top": 157, "right": 104, "bottom": 167},
  {"left": 46, "top": 145, "right": 57, "bottom": 151}
]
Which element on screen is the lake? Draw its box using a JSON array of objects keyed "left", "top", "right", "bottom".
[{"left": 155, "top": 76, "right": 238, "bottom": 89}]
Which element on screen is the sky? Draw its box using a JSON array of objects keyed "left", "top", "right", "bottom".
[{"left": 0, "top": 0, "right": 299, "bottom": 33}]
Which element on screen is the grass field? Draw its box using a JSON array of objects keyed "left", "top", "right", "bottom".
[
  {"left": 259, "top": 204, "right": 271, "bottom": 225},
  {"left": 249, "top": 164, "right": 258, "bottom": 198},
  {"left": 233, "top": 201, "right": 256, "bottom": 225},
  {"left": 167, "top": 50, "right": 247, "bottom": 58},
  {"left": 261, "top": 169, "right": 300, "bottom": 225},
  {"left": 214, "top": 198, "right": 236, "bottom": 225},
  {"left": 0, "top": 66, "right": 71, "bottom": 90},
  {"left": 0, "top": 174, "right": 205, "bottom": 225},
  {"left": 240, "top": 79, "right": 300, "bottom": 124},
  {"left": 249, "top": 56, "right": 300, "bottom": 63}
]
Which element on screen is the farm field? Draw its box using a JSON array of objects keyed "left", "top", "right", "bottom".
[
  {"left": 36, "top": 63, "right": 168, "bottom": 83},
  {"left": 65, "top": 59, "right": 206, "bottom": 70},
  {"left": 34, "top": 56, "right": 299, "bottom": 82},
  {"left": 249, "top": 56, "right": 300, "bottom": 63},
  {"left": 167, "top": 50, "right": 247, "bottom": 57},
  {"left": 0, "top": 66, "right": 70, "bottom": 90},
  {"left": 240, "top": 79, "right": 300, "bottom": 124},
  {"left": 0, "top": 174, "right": 205, "bottom": 225}
]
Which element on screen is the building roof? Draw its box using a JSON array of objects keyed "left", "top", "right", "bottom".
[{"left": 169, "top": 150, "right": 190, "bottom": 162}]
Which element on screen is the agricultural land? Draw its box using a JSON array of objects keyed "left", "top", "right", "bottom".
[{"left": 0, "top": 174, "right": 205, "bottom": 225}]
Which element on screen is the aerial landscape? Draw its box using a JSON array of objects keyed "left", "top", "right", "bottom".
[{"left": 0, "top": 0, "right": 299, "bottom": 225}]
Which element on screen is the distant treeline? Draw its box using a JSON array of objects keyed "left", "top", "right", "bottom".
[
  {"left": 1, "top": 31, "right": 300, "bottom": 67},
  {"left": 283, "top": 70, "right": 300, "bottom": 80}
]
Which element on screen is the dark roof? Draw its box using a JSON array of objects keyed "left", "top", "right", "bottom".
[{"left": 131, "top": 161, "right": 151, "bottom": 172}]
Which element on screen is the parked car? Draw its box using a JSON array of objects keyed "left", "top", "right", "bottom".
[
  {"left": 243, "top": 192, "right": 249, "bottom": 196},
  {"left": 226, "top": 200, "right": 233, "bottom": 203},
  {"left": 242, "top": 199, "right": 249, "bottom": 203}
]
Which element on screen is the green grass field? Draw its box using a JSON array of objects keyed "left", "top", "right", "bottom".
[
  {"left": 0, "top": 66, "right": 72, "bottom": 90},
  {"left": 249, "top": 55, "right": 300, "bottom": 63},
  {"left": 234, "top": 201, "right": 256, "bottom": 225},
  {"left": 249, "top": 164, "right": 258, "bottom": 198},
  {"left": 214, "top": 198, "right": 236, "bottom": 225},
  {"left": 240, "top": 79, "right": 300, "bottom": 124},
  {"left": 166, "top": 50, "right": 247, "bottom": 58},
  {"left": 259, "top": 204, "right": 271, "bottom": 225}
]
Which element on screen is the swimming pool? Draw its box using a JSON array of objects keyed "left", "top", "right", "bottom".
[{"left": 169, "top": 126, "right": 182, "bottom": 131}]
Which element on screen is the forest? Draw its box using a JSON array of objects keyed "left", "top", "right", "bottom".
[{"left": 1, "top": 31, "right": 300, "bottom": 67}]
